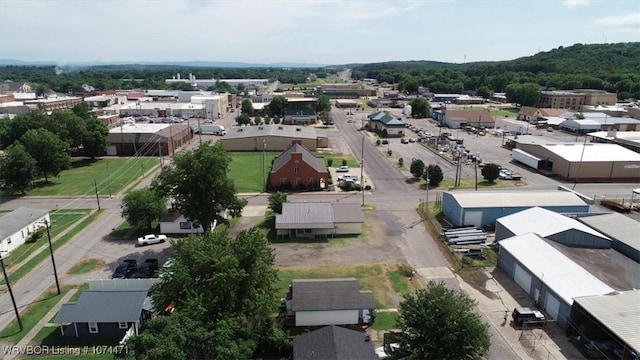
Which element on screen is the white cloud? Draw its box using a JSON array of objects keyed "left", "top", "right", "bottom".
[
  {"left": 594, "top": 13, "right": 640, "bottom": 32},
  {"left": 563, "top": 0, "right": 590, "bottom": 9}
]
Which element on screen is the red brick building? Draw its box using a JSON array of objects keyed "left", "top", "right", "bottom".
[{"left": 270, "top": 143, "right": 328, "bottom": 191}]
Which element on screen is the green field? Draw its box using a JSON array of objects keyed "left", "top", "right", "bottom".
[
  {"left": 314, "top": 151, "right": 359, "bottom": 168},
  {"left": 28, "top": 158, "right": 160, "bottom": 196},
  {"left": 228, "top": 152, "right": 280, "bottom": 193}
]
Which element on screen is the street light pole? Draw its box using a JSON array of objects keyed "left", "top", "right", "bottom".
[
  {"left": 361, "top": 132, "right": 365, "bottom": 206},
  {"left": 43, "top": 220, "right": 60, "bottom": 295},
  {"left": 93, "top": 179, "right": 101, "bottom": 211},
  {"left": 262, "top": 139, "right": 266, "bottom": 192},
  {"left": 0, "top": 252, "right": 22, "bottom": 330}
]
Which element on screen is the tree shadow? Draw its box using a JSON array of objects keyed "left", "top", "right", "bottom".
[
  {"left": 70, "top": 158, "right": 99, "bottom": 169},
  {"left": 405, "top": 178, "right": 419, "bottom": 184}
]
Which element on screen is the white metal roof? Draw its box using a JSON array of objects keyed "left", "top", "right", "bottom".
[
  {"left": 541, "top": 143, "right": 640, "bottom": 162},
  {"left": 500, "top": 233, "right": 615, "bottom": 304},
  {"left": 222, "top": 124, "right": 324, "bottom": 140},
  {"left": 449, "top": 191, "right": 588, "bottom": 208},
  {"left": 497, "top": 207, "right": 610, "bottom": 240},
  {"left": 573, "top": 290, "right": 640, "bottom": 353},
  {"left": 577, "top": 213, "right": 640, "bottom": 251}
]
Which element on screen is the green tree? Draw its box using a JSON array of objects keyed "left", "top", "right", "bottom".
[
  {"left": 121, "top": 188, "right": 167, "bottom": 229},
  {"left": 316, "top": 95, "right": 332, "bottom": 113},
  {"left": 152, "top": 142, "right": 247, "bottom": 231},
  {"left": 410, "top": 159, "right": 425, "bottom": 179},
  {"left": 0, "top": 111, "right": 47, "bottom": 148},
  {"left": 476, "top": 85, "right": 493, "bottom": 99},
  {"left": 20, "top": 128, "right": 70, "bottom": 183},
  {"left": 0, "top": 143, "right": 37, "bottom": 194},
  {"left": 408, "top": 98, "right": 431, "bottom": 118},
  {"left": 169, "top": 82, "right": 196, "bottom": 91},
  {"left": 235, "top": 114, "right": 251, "bottom": 126},
  {"left": 46, "top": 110, "right": 88, "bottom": 148},
  {"left": 267, "top": 192, "right": 288, "bottom": 214},
  {"left": 267, "top": 96, "right": 288, "bottom": 117},
  {"left": 396, "top": 282, "right": 490, "bottom": 360},
  {"left": 424, "top": 164, "right": 444, "bottom": 187},
  {"left": 83, "top": 118, "right": 108, "bottom": 158},
  {"left": 71, "top": 102, "right": 93, "bottom": 120},
  {"left": 505, "top": 83, "right": 540, "bottom": 107},
  {"left": 123, "top": 229, "right": 288, "bottom": 360},
  {"left": 241, "top": 99, "right": 255, "bottom": 116},
  {"left": 481, "top": 163, "right": 501, "bottom": 183}
]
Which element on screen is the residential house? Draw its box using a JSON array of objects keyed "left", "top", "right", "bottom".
[
  {"left": 159, "top": 208, "right": 227, "bottom": 234},
  {"left": 293, "top": 325, "right": 378, "bottom": 360},
  {"left": 282, "top": 278, "right": 375, "bottom": 327},
  {"left": 275, "top": 202, "right": 364, "bottom": 239},
  {"left": 0, "top": 80, "right": 32, "bottom": 94},
  {"left": 434, "top": 109, "right": 494, "bottom": 129},
  {"left": 270, "top": 143, "right": 328, "bottom": 190},
  {"left": 0, "top": 207, "right": 50, "bottom": 254},
  {"left": 516, "top": 107, "right": 571, "bottom": 122},
  {"left": 283, "top": 109, "right": 317, "bottom": 125},
  {"left": 366, "top": 111, "right": 406, "bottom": 137},
  {"left": 53, "top": 290, "right": 151, "bottom": 339}
]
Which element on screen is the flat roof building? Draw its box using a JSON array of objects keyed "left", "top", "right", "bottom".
[{"left": 219, "top": 124, "right": 328, "bottom": 151}]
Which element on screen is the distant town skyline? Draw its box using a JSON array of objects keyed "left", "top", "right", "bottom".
[{"left": 1, "top": 0, "right": 638, "bottom": 65}]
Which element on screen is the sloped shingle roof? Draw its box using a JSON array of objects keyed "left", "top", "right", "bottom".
[
  {"left": 271, "top": 143, "right": 326, "bottom": 173},
  {"left": 0, "top": 207, "right": 48, "bottom": 240},
  {"left": 54, "top": 290, "right": 148, "bottom": 324},
  {"left": 293, "top": 325, "right": 378, "bottom": 360},
  {"left": 367, "top": 111, "right": 405, "bottom": 126},
  {"left": 291, "top": 278, "right": 375, "bottom": 311}
]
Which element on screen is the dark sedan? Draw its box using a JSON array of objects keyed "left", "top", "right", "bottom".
[{"left": 112, "top": 259, "right": 137, "bottom": 279}]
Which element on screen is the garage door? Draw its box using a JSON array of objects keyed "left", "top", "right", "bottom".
[
  {"left": 513, "top": 264, "right": 532, "bottom": 293},
  {"left": 545, "top": 293, "right": 561, "bottom": 321},
  {"left": 464, "top": 211, "right": 482, "bottom": 227}
]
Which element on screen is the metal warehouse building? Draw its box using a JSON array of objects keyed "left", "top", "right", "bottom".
[
  {"left": 571, "top": 290, "right": 640, "bottom": 359},
  {"left": 577, "top": 213, "right": 640, "bottom": 262},
  {"left": 495, "top": 207, "right": 611, "bottom": 248},
  {"left": 498, "top": 233, "right": 615, "bottom": 329},
  {"left": 441, "top": 191, "right": 590, "bottom": 228},
  {"left": 507, "top": 138, "right": 640, "bottom": 182},
  {"left": 219, "top": 124, "right": 328, "bottom": 151}
]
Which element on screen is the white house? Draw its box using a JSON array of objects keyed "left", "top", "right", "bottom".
[
  {"left": 0, "top": 207, "right": 50, "bottom": 254},
  {"left": 283, "top": 278, "right": 375, "bottom": 327},
  {"left": 158, "top": 209, "right": 227, "bottom": 234}
]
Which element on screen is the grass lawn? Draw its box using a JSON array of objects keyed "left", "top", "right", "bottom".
[
  {"left": 228, "top": 152, "right": 280, "bottom": 193},
  {"left": 435, "top": 178, "right": 520, "bottom": 190},
  {"left": 0, "top": 286, "right": 75, "bottom": 343},
  {"left": 489, "top": 106, "right": 519, "bottom": 117},
  {"left": 371, "top": 312, "right": 399, "bottom": 331},
  {"left": 315, "top": 150, "right": 359, "bottom": 168},
  {"left": 27, "top": 158, "right": 159, "bottom": 196},
  {"left": 66, "top": 258, "right": 105, "bottom": 275},
  {"left": 276, "top": 263, "right": 416, "bottom": 309},
  {"left": 1, "top": 210, "right": 104, "bottom": 286}
]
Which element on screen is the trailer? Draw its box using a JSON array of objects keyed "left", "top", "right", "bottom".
[
  {"left": 512, "top": 148, "right": 541, "bottom": 170},
  {"left": 199, "top": 125, "right": 226, "bottom": 136}
]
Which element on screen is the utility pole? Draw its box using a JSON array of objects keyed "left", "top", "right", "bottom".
[
  {"left": 94, "top": 179, "right": 101, "bottom": 211},
  {"left": 0, "top": 252, "right": 22, "bottom": 330},
  {"left": 424, "top": 178, "right": 430, "bottom": 215},
  {"left": 106, "top": 162, "right": 112, "bottom": 198},
  {"left": 361, "top": 132, "right": 365, "bottom": 206},
  {"left": 197, "top": 118, "right": 202, "bottom": 144},
  {"left": 475, "top": 155, "right": 478, "bottom": 191},
  {"left": 262, "top": 139, "right": 266, "bottom": 192},
  {"left": 157, "top": 139, "right": 164, "bottom": 166},
  {"left": 44, "top": 220, "right": 60, "bottom": 295}
]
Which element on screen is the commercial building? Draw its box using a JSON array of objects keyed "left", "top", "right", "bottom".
[
  {"left": 283, "top": 109, "right": 317, "bottom": 125},
  {"left": 165, "top": 73, "right": 268, "bottom": 90},
  {"left": 433, "top": 109, "right": 494, "bottom": 129},
  {"left": 578, "top": 213, "right": 640, "bottom": 262},
  {"left": 107, "top": 123, "right": 192, "bottom": 157},
  {"left": 366, "top": 111, "right": 406, "bottom": 137},
  {"left": 219, "top": 124, "right": 328, "bottom": 151},
  {"left": 560, "top": 114, "right": 640, "bottom": 133},
  {"left": 538, "top": 90, "right": 617, "bottom": 111},
  {"left": 497, "top": 233, "right": 615, "bottom": 329},
  {"left": 24, "top": 96, "right": 82, "bottom": 112},
  {"left": 495, "top": 207, "right": 611, "bottom": 248},
  {"left": 275, "top": 202, "right": 364, "bottom": 239},
  {"left": 507, "top": 138, "right": 640, "bottom": 182},
  {"left": 587, "top": 130, "right": 640, "bottom": 153},
  {"left": 318, "top": 84, "right": 376, "bottom": 99},
  {"left": 441, "top": 191, "right": 590, "bottom": 227}
]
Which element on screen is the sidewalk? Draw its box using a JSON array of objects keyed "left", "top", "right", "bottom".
[{"left": 3, "top": 288, "right": 78, "bottom": 360}]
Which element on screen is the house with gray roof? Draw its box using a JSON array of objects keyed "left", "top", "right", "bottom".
[
  {"left": 270, "top": 143, "right": 328, "bottom": 191},
  {"left": 293, "top": 325, "right": 378, "bottom": 360},
  {"left": 275, "top": 202, "right": 364, "bottom": 239},
  {"left": 366, "top": 111, "right": 406, "bottom": 137},
  {"left": 0, "top": 207, "right": 50, "bottom": 254},
  {"left": 283, "top": 278, "right": 375, "bottom": 327},
  {"left": 284, "top": 109, "right": 318, "bottom": 125},
  {"left": 54, "top": 289, "right": 151, "bottom": 339}
]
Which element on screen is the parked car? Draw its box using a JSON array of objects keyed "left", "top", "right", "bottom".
[
  {"left": 112, "top": 259, "right": 137, "bottom": 279},
  {"left": 159, "top": 258, "right": 174, "bottom": 279},
  {"left": 336, "top": 166, "right": 349, "bottom": 172},
  {"left": 400, "top": 138, "right": 409, "bottom": 144},
  {"left": 134, "top": 259, "right": 159, "bottom": 278},
  {"left": 375, "top": 343, "right": 400, "bottom": 359},
  {"left": 547, "top": 127, "right": 554, "bottom": 132},
  {"left": 512, "top": 307, "right": 545, "bottom": 326},
  {"left": 381, "top": 139, "right": 389, "bottom": 145},
  {"left": 409, "top": 138, "right": 416, "bottom": 143},
  {"left": 137, "top": 234, "right": 167, "bottom": 246}
]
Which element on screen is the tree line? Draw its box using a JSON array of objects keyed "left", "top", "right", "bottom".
[
  {"left": 0, "top": 103, "right": 108, "bottom": 194},
  {"left": 0, "top": 65, "right": 335, "bottom": 95},
  {"left": 351, "top": 42, "right": 640, "bottom": 100}
]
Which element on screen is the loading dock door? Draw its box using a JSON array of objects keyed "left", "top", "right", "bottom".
[
  {"left": 464, "top": 211, "right": 482, "bottom": 227},
  {"left": 513, "top": 264, "right": 532, "bottom": 293},
  {"left": 545, "top": 293, "right": 561, "bottom": 321}
]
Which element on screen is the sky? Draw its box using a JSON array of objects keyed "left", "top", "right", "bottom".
[{"left": 0, "top": 0, "right": 639, "bottom": 65}]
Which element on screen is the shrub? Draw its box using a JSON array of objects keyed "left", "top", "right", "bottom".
[
  {"left": 364, "top": 185, "right": 371, "bottom": 190},
  {"left": 327, "top": 158, "right": 333, "bottom": 167},
  {"left": 341, "top": 159, "right": 347, "bottom": 166},
  {"left": 398, "top": 263, "right": 415, "bottom": 277},
  {"left": 387, "top": 150, "right": 393, "bottom": 156},
  {"left": 398, "top": 158, "right": 404, "bottom": 167},
  {"left": 25, "top": 227, "right": 46, "bottom": 244},
  {"left": 376, "top": 139, "right": 381, "bottom": 146}
]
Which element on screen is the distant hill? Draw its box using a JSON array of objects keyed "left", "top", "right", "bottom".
[{"left": 0, "top": 59, "right": 328, "bottom": 68}]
